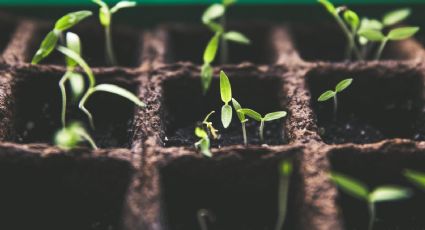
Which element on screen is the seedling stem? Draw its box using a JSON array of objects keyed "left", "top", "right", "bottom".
[
  {"left": 197, "top": 209, "right": 215, "bottom": 230},
  {"left": 275, "top": 160, "right": 292, "bottom": 230},
  {"left": 232, "top": 98, "right": 248, "bottom": 145}
]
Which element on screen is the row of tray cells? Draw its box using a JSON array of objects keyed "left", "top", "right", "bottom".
[
  {"left": 1, "top": 61, "right": 425, "bottom": 149},
  {"left": 1, "top": 142, "right": 424, "bottom": 230},
  {"left": 0, "top": 16, "right": 424, "bottom": 68}
]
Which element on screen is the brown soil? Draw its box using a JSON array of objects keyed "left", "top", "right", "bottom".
[{"left": 0, "top": 13, "right": 425, "bottom": 230}]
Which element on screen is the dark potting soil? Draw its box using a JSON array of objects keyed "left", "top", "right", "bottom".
[
  {"left": 10, "top": 70, "right": 137, "bottom": 148},
  {"left": 330, "top": 149, "right": 425, "bottom": 230},
  {"left": 0, "top": 150, "right": 133, "bottom": 230},
  {"left": 160, "top": 152, "right": 300, "bottom": 230},
  {"left": 164, "top": 118, "right": 285, "bottom": 147},
  {"left": 164, "top": 23, "right": 276, "bottom": 65},
  {"left": 306, "top": 63, "right": 425, "bottom": 145}
]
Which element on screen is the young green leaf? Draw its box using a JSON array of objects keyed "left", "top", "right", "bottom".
[
  {"left": 232, "top": 98, "right": 245, "bottom": 121},
  {"left": 55, "top": 10, "right": 92, "bottom": 32},
  {"left": 65, "top": 32, "right": 81, "bottom": 68},
  {"left": 382, "top": 8, "right": 411, "bottom": 26},
  {"left": 343, "top": 10, "right": 360, "bottom": 31},
  {"left": 264, "top": 111, "right": 287, "bottom": 122},
  {"left": 55, "top": 122, "right": 98, "bottom": 150},
  {"left": 204, "top": 33, "right": 220, "bottom": 64},
  {"left": 195, "top": 127, "right": 208, "bottom": 139},
  {"left": 335, "top": 78, "right": 353, "bottom": 93},
  {"left": 404, "top": 169, "right": 425, "bottom": 190},
  {"left": 317, "top": 90, "right": 336, "bottom": 102},
  {"left": 331, "top": 172, "right": 369, "bottom": 201},
  {"left": 223, "top": 31, "right": 251, "bottom": 44},
  {"left": 387, "top": 26, "right": 419, "bottom": 40},
  {"left": 238, "top": 108, "right": 262, "bottom": 121},
  {"left": 202, "top": 4, "right": 225, "bottom": 24},
  {"left": 195, "top": 127, "right": 212, "bottom": 157},
  {"left": 369, "top": 186, "right": 412, "bottom": 203},
  {"left": 68, "top": 72, "right": 85, "bottom": 99},
  {"left": 221, "top": 104, "right": 233, "bottom": 128},
  {"left": 31, "top": 30, "right": 60, "bottom": 64},
  {"left": 220, "top": 71, "right": 232, "bottom": 103},
  {"left": 92, "top": 84, "right": 145, "bottom": 107},
  {"left": 317, "top": 0, "right": 336, "bottom": 15},
  {"left": 359, "top": 18, "right": 384, "bottom": 31},
  {"left": 54, "top": 10, "right": 93, "bottom": 31},
  {"left": 111, "top": 1, "right": 136, "bottom": 14},
  {"left": 201, "top": 64, "right": 213, "bottom": 93},
  {"left": 358, "top": 29, "right": 385, "bottom": 41}
]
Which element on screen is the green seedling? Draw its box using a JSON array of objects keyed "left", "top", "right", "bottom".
[
  {"left": 317, "top": 0, "right": 362, "bottom": 60},
  {"left": 201, "top": 0, "right": 250, "bottom": 92},
  {"left": 59, "top": 32, "right": 86, "bottom": 127},
  {"left": 237, "top": 108, "right": 287, "bottom": 142},
  {"left": 202, "top": 111, "right": 219, "bottom": 140},
  {"left": 318, "top": 0, "right": 416, "bottom": 61},
  {"left": 232, "top": 98, "right": 248, "bottom": 145},
  {"left": 275, "top": 160, "right": 293, "bottom": 230},
  {"left": 331, "top": 172, "right": 412, "bottom": 230},
  {"left": 197, "top": 209, "right": 215, "bottom": 230},
  {"left": 194, "top": 127, "right": 212, "bottom": 157},
  {"left": 55, "top": 122, "right": 98, "bottom": 150},
  {"left": 220, "top": 71, "right": 233, "bottom": 129},
  {"left": 404, "top": 169, "right": 425, "bottom": 190},
  {"left": 202, "top": 0, "right": 250, "bottom": 64},
  {"left": 92, "top": 0, "right": 136, "bottom": 66},
  {"left": 57, "top": 45, "right": 145, "bottom": 129},
  {"left": 358, "top": 26, "right": 419, "bottom": 60},
  {"left": 317, "top": 78, "right": 352, "bottom": 121},
  {"left": 32, "top": 10, "right": 92, "bottom": 64}
]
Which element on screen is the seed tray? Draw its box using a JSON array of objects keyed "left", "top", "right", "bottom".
[{"left": 0, "top": 10, "right": 425, "bottom": 230}]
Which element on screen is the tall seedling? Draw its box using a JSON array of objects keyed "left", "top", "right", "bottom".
[
  {"left": 56, "top": 46, "right": 145, "bottom": 129},
  {"left": 32, "top": 10, "right": 92, "bottom": 64},
  {"left": 275, "top": 160, "right": 293, "bottom": 230},
  {"left": 92, "top": 0, "right": 136, "bottom": 66},
  {"left": 201, "top": 0, "right": 250, "bottom": 92},
  {"left": 331, "top": 172, "right": 412, "bottom": 230}
]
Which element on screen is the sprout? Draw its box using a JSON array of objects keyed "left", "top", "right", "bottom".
[
  {"left": 197, "top": 209, "right": 215, "bottom": 230},
  {"left": 317, "top": 78, "right": 352, "bottom": 121},
  {"left": 220, "top": 70, "right": 233, "bottom": 129},
  {"left": 194, "top": 127, "right": 212, "bottom": 157},
  {"left": 275, "top": 160, "right": 293, "bottom": 230},
  {"left": 318, "top": 0, "right": 416, "bottom": 61},
  {"left": 55, "top": 122, "right": 98, "bottom": 150},
  {"left": 232, "top": 98, "right": 248, "bottom": 145},
  {"left": 404, "top": 169, "right": 425, "bottom": 190},
  {"left": 358, "top": 26, "right": 419, "bottom": 60},
  {"left": 31, "top": 10, "right": 92, "bottom": 64},
  {"left": 59, "top": 32, "right": 85, "bottom": 127},
  {"left": 237, "top": 108, "right": 287, "bottom": 142},
  {"left": 200, "top": 0, "right": 250, "bottom": 92},
  {"left": 317, "top": 0, "right": 362, "bottom": 60},
  {"left": 202, "top": 111, "right": 219, "bottom": 140},
  {"left": 57, "top": 45, "right": 145, "bottom": 128},
  {"left": 92, "top": 0, "right": 136, "bottom": 66},
  {"left": 331, "top": 172, "right": 412, "bottom": 230}
]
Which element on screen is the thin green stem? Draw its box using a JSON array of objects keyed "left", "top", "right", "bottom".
[
  {"left": 375, "top": 38, "right": 388, "bottom": 60},
  {"left": 77, "top": 129, "right": 98, "bottom": 150},
  {"left": 275, "top": 171, "right": 290, "bottom": 230},
  {"left": 368, "top": 201, "right": 376, "bottom": 230},
  {"left": 333, "top": 95, "right": 338, "bottom": 122},
  {"left": 334, "top": 15, "right": 362, "bottom": 61},
  {"left": 220, "top": 13, "right": 228, "bottom": 64},
  {"left": 59, "top": 72, "right": 72, "bottom": 128},
  {"left": 260, "top": 119, "right": 265, "bottom": 142},
  {"left": 105, "top": 24, "right": 117, "bottom": 66},
  {"left": 242, "top": 121, "right": 247, "bottom": 145},
  {"left": 79, "top": 88, "right": 95, "bottom": 129}
]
